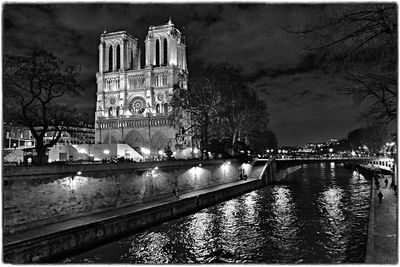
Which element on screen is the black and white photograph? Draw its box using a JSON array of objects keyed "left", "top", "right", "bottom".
[{"left": 2, "top": 1, "right": 397, "bottom": 264}]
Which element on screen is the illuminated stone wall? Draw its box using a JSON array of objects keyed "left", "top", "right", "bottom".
[{"left": 3, "top": 160, "right": 253, "bottom": 234}]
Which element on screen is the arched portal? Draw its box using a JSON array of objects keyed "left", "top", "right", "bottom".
[
  {"left": 163, "top": 103, "right": 168, "bottom": 114},
  {"left": 102, "top": 134, "right": 118, "bottom": 144},
  {"left": 124, "top": 129, "right": 146, "bottom": 149},
  {"left": 150, "top": 131, "right": 168, "bottom": 151}
]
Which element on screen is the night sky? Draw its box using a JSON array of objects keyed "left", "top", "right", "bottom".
[{"left": 3, "top": 3, "right": 367, "bottom": 146}]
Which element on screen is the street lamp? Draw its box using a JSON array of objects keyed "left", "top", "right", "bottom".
[{"left": 147, "top": 112, "right": 151, "bottom": 160}]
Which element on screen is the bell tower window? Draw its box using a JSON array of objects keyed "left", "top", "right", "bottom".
[
  {"left": 155, "top": 39, "right": 160, "bottom": 67},
  {"left": 130, "top": 50, "right": 134, "bottom": 69},
  {"left": 116, "top": 44, "right": 121, "bottom": 70},
  {"left": 108, "top": 46, "right": 113, "bottom": 71},
  {"left": 163, "top": 38, "right": 168, "bottom": 66}
]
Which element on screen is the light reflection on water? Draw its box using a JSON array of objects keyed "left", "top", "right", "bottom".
[{"left": 64, "top": 163, "right": 371, "bottom": 264}]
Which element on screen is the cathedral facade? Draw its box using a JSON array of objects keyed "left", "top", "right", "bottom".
[{"left": 95, "top": 19, "right": 188, "bottom": 156}]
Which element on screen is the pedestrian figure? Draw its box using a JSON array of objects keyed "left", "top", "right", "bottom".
[
  {"left": 173, "top": 186, "right": 179, "bottom": 199},
  {"left": 375, "top": 180, "right": 380, "bottom": 189},
  {"left": 393, "top": 185, "right": 397, "bottom": 196},
  {"left": 385, "top": 178, "right": 389, "bottom": 188},
  {"left": 378, "top": 191, "right": 383, "bottom": 203}
]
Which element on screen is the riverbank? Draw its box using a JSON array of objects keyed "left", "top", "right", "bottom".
[
  {"left": 361, "top": 165, "right": 397, "bottom": 263},
  {"left": 4, "top": 177, "right": 265, "bottom": 263}
]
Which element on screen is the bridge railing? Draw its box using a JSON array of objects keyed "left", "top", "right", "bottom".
[{"left": 275, "top": 157, "right": 374, "bottom": 161}]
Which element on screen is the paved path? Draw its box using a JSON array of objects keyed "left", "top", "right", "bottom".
[
  {"left": 366, "top": 174, "right": 398, "bottom": 263},
  {"left": 4, "top": 177, "right": 259, "bottom": 246}
]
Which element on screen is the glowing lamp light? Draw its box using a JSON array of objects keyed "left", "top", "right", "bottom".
[
  {"left": 351, "top": 151, "right": 356, "bottom": 157},
  {"left": 154, "top": 166, "right": 159, "bottom": 170},
  {"left": 227, "top": 161, "right": 231, "bottom": 165},
  {"left": 198, "top": 164, "right": 202, "bottom": 167},
  {"left": 77, "top": 171, "right": 82, "bottom": 175},
  {"left": 329, "top": 148, "right": 333, "bottom": 153},
  {"left": 193, "top": 148, "right": 199, "bottom": 154},
  {"left": 266, "top": 149, "right": 270, "bottom": 153},
  {"left": 103, "top": 149, "right": 110, "bottom": 155},
  {"left": 158, "top": 150, "right": 164, "bottom": 156},
  {"left": 141, "top": 147, "right": 150, "bottom": 155},
  {"left": 390, "top": 142, "right": 395, "bottom": 146}
]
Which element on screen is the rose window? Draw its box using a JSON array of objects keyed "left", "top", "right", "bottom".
[
  {"left": 129, "top": 96, "right": 146, "bottom": 114},
  {"left": 109, "top": 98, "right": 116, "bottom": 105}
]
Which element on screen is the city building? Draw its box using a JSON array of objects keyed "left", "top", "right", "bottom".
[
  {"left": 95, "top": 19, "right": 189, "bottom": 157},
  {"left": 3, "top": 122, "right": 95, "bottom": 163}
]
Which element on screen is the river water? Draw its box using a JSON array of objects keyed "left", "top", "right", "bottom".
[{"left": 64, "top": 163, "right": 371, "bottom": 263}]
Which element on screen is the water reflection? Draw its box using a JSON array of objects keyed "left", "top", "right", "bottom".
[
  {"left": 64, "top": 164, "right": 371, "bottom": 264},
  {"left": 185, "top": 211, "right": 213, "bottom": 261}
]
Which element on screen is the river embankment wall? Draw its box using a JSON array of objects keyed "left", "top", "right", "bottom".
[
  {"left": 4, "top": 159, "right": 253, "bottom": 234},
  {"left": 4, "top": 173, "right": 264, "bottom": 263}
]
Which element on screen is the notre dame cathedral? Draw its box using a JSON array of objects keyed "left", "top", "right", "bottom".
[{"left": 95, "top": 19, "right": 189, "bottom": 156}]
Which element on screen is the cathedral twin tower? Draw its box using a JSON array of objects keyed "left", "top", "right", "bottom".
[{"left": 95, "top": 19, "right": 188, "bottom": 156}]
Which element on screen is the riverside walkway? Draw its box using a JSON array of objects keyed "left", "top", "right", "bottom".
[
  {"left": 4, "top": 175, "right": 264, "bottom": 263},
  {"left": 364, "top": 167, "right": 397, "bottom": 263}
]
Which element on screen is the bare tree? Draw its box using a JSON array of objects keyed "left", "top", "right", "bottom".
[
  {"left": 170, "top": 68, "right": 221, "bottom": 159},
  {"left": 344, "top": 71, "right": 396, "bottom": 122},
  {"left": 288, "top": 4, "right": 397, "bottom": 122},
  {"left": 4, "top": 49, "right": 81, "bottom": 165}
]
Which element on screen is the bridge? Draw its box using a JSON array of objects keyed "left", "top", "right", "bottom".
[{"left": 257, "top": 157, "right": 374, "bottom": 171}]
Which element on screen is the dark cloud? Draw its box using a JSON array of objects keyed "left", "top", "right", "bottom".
[
  {"left": 3, "top": 3, "right": 366, "bottom": 146},
  {"left": 294, "top": 89, "right": 311, "bottom": 98},
  {"left": 277, "top": 97, "right": 291, "bottom": 103},
  {"left": 245, "top": 53, "right": 322, "bottom": 81}
]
